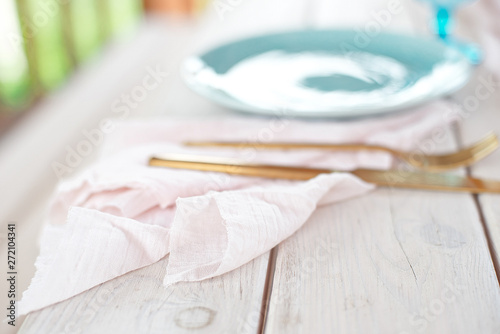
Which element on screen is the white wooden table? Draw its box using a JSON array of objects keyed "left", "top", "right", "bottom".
[{"left": 13, "top": 0, "right": 500, "bottom": 333}]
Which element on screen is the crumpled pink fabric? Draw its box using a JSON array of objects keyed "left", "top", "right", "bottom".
[{"left": 19, "top": 101, "right": 456, "bottom": 315}]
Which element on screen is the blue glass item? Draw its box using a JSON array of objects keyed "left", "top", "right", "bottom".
[
  {"left": 182, "top": 30, "right": 472, "bottom": 119},
  {"left": 421, "top": 0, "right": 482, "bottom": 64},
  {"left": 436, "top": 6, "right": 452, "bottom": 38}
]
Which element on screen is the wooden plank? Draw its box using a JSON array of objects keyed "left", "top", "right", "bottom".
[
  {"left": 400, "top": 0, "right": 500, "bottom": 268},
  {"left": 458, "top": 67, "right": 500, "bottom": 281},
  {"left": 401, "top": 0, "right": 500, "bottom": 281},
  {"left": 460, "top": 69, "right": 500, "bottom": 277},
  {"left": 0, "top": 193, "right": 54, "bottom": 334},
  {"left": 264, "top": 0, "right": 500, "bottom": 333},
  {"left": 16, "top": 0, "right": 311, "bottom": 333},
  {"left": 1, "top": 21, "right": 183, "bottom": 334},
  {"left": 453, "top": 0, "right": 500, "bottom": 279},
  {"left": 11, "top": 19, "right": 271, "bottom": 332},
  {"left": 265, "top": 186, "right": 500, "bottom": 333},
  {"left": 449, "top": 1, "right": 500, "bottom": 278},
  {"left": 19, "top": 254, "right": 269, "bottom": 334}
]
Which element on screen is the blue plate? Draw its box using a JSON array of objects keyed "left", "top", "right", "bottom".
[{"left": 182, "top": 29, "right": 472, "bottom": 118}]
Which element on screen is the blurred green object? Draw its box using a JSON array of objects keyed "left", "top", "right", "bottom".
[
  {"left": 0, "top": 0, "right": 32, "bottom": 110},
  {"left": 108, "top": 0, "right": 143, "bottom": 36},
  {"left": 29, "top": 0, "right": 72, "bottom": 91},
  {"left": 0, "top": 0, "right": 143, "bottom": 113},
  {"left": 72, "top": 0, "right": 104, "bottom": 62}
]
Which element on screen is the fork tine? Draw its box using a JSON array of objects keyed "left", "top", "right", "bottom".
[
  {"left": 467, "top": 133, "right": 498, "bottom": 155},
  {"left": 452, "top": 133, "right": 498, "bottom": 162},
  {"left": 434, "top": 133, "right": 497, "bottom": 158},
  {"left": 424, "top": 133, "right": 499, "bottom": 171},
  {"left": 465, "top": 134, "right": 499, "bottom": 162}
]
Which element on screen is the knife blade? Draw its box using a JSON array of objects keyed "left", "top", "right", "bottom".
[{"left": 149, "top": 154, "right": 500, "bottom": 194}]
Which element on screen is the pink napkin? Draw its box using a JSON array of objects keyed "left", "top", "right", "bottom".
[{"left": 19, "top": 101, "right": 456, "bottom": 315}]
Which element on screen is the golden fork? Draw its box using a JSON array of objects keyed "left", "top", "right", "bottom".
[{"left": 184, "top": 132, "right": 498, "bottom": 172}]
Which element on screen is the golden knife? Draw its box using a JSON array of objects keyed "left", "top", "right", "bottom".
[{"left": 149, "top": 154, "right": 500, "bottom": 194}]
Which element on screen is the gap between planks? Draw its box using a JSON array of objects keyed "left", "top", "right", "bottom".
[
  {"left": 451, "top": 119, "right": 500, "bottom": 286},
  {"left": 257, "top": 1, "right": 318, "bottom": 333},
  {"left": 258, "top": 247, "right": 279, "bottom": 334}
]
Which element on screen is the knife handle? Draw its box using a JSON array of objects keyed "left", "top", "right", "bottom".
[
  {"left": 149, "top": 155, "right": 500, "bottom": 194},
  {"left": 149, "top": 157, "right": 332, "bottom": 180}
]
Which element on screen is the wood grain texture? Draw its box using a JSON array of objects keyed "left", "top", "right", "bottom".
[
  {"left": 454, "top": 65, "right": 500, "bottom": 276},
  {"left": 453, "top": 1, "right": 500, "bottom": 278},
  {"left": 19, "top": 254, "right": 269, "bottom": 334},
  {"left": 14, "top": 0, "right": 500, "bottom": 333},
  {"left": 400, "top": 0, "right": 500, "bottom": 272},
  {"left": 264, "top": 0, "right": 500, "bottom": 333},
  {"left": 17, "top": 0, "right": 311, "bottom": 333},
  {"left": 264, "top": 132, "right": 500, "bottom": 334}
]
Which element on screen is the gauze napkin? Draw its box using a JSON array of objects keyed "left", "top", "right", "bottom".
[{"left": 19, "top": 101, "right": 456, "bottom": 315}]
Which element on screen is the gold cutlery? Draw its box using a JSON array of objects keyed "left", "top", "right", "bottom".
[
  {"left": 149, "top": 154, "right": 500, "bottom": 194},
  {"left": 184, "top": 132, "right": 498, "bottom": 172}
]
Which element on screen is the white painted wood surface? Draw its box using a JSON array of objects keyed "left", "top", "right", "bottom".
[
  {"left": 449, "top": 2, "right": 500, "bottom": 281},
  {"left": 19, "top": 254, "right": 270, "bottom": 334},
  {"left": 455, "top": 65, "right": 500, "bottom": 280},
  {"left": 16, "top": 0, "right": 311, "bottom": 333},
  {"left": 11, "top": 0, "right": 500, "bottom": 333},
  {"left": 264, "top": 1, "right": 500, "bottom": 333},
  {"left": 1, "top": 20, "right": 201, "bottom": 334},
  {"left": 266, "top": 187, "right": 500, "bottom": 333},
  {"left": 463, "top": 79, "right": 500, "bottom": 278}
]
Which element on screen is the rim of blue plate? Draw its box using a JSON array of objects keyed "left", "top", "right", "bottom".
[{"left": 181, "top": 29, "right": 473, "bottom": 119}]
